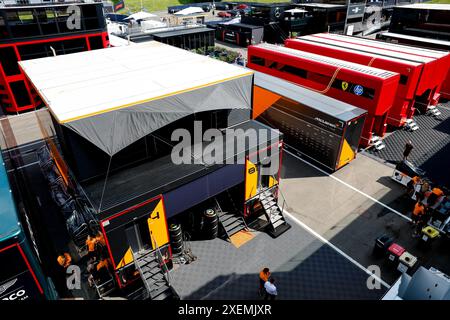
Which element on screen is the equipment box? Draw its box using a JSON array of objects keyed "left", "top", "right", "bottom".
[{"left": 387, "top": 243, "right": 405, "bottom": 264}]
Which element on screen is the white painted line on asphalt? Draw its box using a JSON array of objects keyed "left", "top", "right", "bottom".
[
  {"left": 284, "top": 149, "right": 412, "bottom": 222},
  {"left": 283, "top": 209, "right": 391, "bottom": 289}
]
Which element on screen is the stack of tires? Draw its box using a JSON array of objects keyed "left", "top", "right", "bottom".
[
  {"left": 169, "top": 224, "right": 184, "bottom": 255},
  {"left": 203, "top": 208, "right": 218, "bottom": 240}
]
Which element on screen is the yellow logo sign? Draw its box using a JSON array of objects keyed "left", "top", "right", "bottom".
[{"left": 342, "top": 81, "right": 349, "bottom": 91}]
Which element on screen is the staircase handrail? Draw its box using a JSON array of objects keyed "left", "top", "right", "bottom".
[
  {"left": 130, "top": 249, "right": 151, "bottom": 300},
  {"left": 149, "top": 231, "right": 172, "bottom": 286}
]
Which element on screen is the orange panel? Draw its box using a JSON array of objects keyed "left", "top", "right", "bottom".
[{"left": 252, "top": 86, "right": 282, "bottom": 119}]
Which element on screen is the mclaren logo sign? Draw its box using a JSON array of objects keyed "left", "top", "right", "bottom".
[{"left": 315, "top": 117, "right": 343, "bottom": 129}]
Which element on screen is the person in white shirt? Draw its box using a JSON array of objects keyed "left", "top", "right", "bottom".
[{"left": 264, "top": 277, "right": 277, "bottom": 300}]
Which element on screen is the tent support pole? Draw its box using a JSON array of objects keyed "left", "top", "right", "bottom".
[{"left": 98, "top": 154, "right": 113, "bottom": 213}]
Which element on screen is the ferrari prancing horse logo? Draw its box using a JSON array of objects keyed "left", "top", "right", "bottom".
[{"left": 342, "top": 81, "right": 349, "bottom": 91}]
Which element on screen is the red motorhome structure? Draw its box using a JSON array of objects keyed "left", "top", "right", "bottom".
[
  {"left": 377, "top": 32, "right": 450, "bottom": 100},
  {"left": 0, "top": 2, "right": 109, "bottom": 114},
  {"left": 247, "top": 43, "right": 400, "bottom": 149},
  {"left": 304, "top": 33, "right": 450, "bottom": 117},
  {"left": 285, "top": 36, "right": 424, "bottom": 129}
]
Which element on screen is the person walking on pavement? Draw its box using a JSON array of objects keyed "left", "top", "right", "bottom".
[
  {"left": 412, "top": 202, "right": 427, "bottom": 238},
  {"left": 258, "top": 267, "right": 270, "bottom": 296},
  {"left": 411, "top": 201, "right": 425, "bottom": 225},
  {"left": 403, "top": 140, "right": 413, "bottom": 161},
  {"left": 264, "top": 277, "right": 277, "bottom": 300}
]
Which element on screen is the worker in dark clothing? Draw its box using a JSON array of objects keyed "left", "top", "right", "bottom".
[
  {"left": 403, "top": 140, "right": 413, "bottom": 161},
  {"left": 55, "top": 252, "right": 72, "bottom": 296},
  {"left": 87, "top": 261, "right": 98, "bottom": 288}
]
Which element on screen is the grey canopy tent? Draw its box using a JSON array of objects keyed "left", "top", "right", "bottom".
[
  {"left": 19, "top": 41, "right": 253, "bottom": 156},
  {"left": 20, "top": 41, "right": 254, "bottom": 211}
]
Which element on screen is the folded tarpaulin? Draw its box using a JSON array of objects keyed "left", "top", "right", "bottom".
[{"left": 19, "top": 41, "right": 253, "bottom": 155}]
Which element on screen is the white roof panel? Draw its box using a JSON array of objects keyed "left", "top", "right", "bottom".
[
  {"left": 254, "top": 43, "right": 397, "bottom": 79},
  {"left": 314, "top": 33, "right": 448, "bottom": 61},
  {"left": 19, "top": 41, "right": 252, "bottom": 123},
  {"left": 396, "top": 3, "right": 450, "bottom": 11},
  {"left": 379, "top": 32, "right": 450, "bottom": 50},
  {"left": 294, "top": 37, "right": 422, "bottom": 67},
  {"left": 296, "top": 3, "right": 346, "bottom": 8}
]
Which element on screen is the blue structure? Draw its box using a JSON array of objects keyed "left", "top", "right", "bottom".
[{"left": 0, "top": 153, "right": 56, "bottom": 300}]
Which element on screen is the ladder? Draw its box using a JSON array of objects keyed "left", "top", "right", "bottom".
[
  {"left": 258, "top": 187, "right": 291, "bottom": 238},
  {"left": 405, "top": 118, "right": 419, "bottom": 131},
  {"left": 370, "top": 135, "right": 386, "bottom": 151},
  {"left": 269, "top": 22, "right": 289, "bottom": 43},
  {"left": 214, "top": 197, "right": 248, "bottom": 241},
  {"left": 132, "top": 237, "right": 178, "bottom": 300},
  {"left": 427, "top": 105, "right": 441, "bottom": 117}
]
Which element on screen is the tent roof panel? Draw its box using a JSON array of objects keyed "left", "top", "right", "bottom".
[{"left": 19, "top": 41, "right": 252, "bottom": 124}]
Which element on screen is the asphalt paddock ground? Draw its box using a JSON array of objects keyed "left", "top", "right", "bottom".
[
  {"left": 280, "top": 151, "right": 450, "bottom": 284},
  {"left": 366, "top": 102, "right": 450, "bottom": 188},
  {"left": 3, "top": 140, "right": 387, "bottom": 300},
  {"left": 4, "top": 127, "right": 450, "bottom": 300},
  {"left": 170, "top": 215, "right": 386, "bottom": 300}
]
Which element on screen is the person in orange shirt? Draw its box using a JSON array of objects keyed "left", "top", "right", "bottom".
[
  {"left": 96, "top": 257, "right": 110, "bottom": 272},
  {"left": 412, "top": 201, "right": 425, "bottom": 222},
  {"left": 57, "top": 252, "right": 72, "bottom": 269},
  {"left": 407, "top": 176, "right": 421, "bottom": 196},
  {"left": 86, "top": 234, "right": 97, "bottom": 260},
  {"left": 432, "top": 187, "right": 444, "bottom": 197},
  {"left": 411, "top": 176, "right": 421, "bottom": 185},
  {"left": 95, "top": 231, "right": 106, "bottom": 248},
  {"left": 428, "top": 186, "right": 445, "bottom": 207},
  {"left": 412, "top": 202, "right": 426, "bottom": 237},
  {"left": 96, "top": 256, "right": 112, "bottom": 282},
  {"left": 258, "top": 268, "right": 270, "bottom": 296}
]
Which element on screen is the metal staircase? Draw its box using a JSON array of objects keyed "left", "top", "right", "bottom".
[
  {"left": 405, "top": 118, "right": 419, "bottom": 131},
  {"left": 214, "top": 197, "right": 248, "bottom": 241},
  {"left": 257, "top": 187, "right": 291, "bottom": 238},
  {"left": 427, "top": 105, "right": 441, "bottom": 117},
  {"left": 268, "top": 22, "right": 289, "bottom": 43},
  {"left": 370, "top": 135, "right": 386, "bottom": 151},
  {"left": 132, "top": 237, "right": 178, "bottom": 300}
]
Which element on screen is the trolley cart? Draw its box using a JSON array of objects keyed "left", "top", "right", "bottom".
[{"left": 391, "top": 160, "right": 425, "bottom": 187}]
